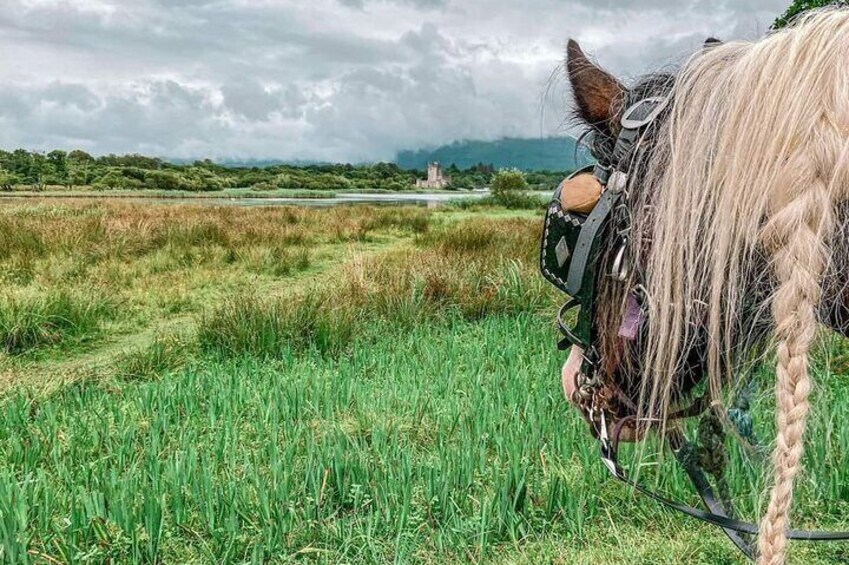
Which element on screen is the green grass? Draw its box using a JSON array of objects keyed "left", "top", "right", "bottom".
[
  {"left": 4, "top": 315, "right": 849, "bottom": 564},
  {"left": 1, "top": 200, "right": 849, "bottom": 564},
  {"left": 0, "top": 289, "right": 117, "bottom": 355},
  {"left": 0, "top": 315, "right": 712, "bottom": 564}
]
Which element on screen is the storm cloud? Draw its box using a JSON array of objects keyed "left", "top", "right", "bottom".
[{"left": 0, "top": 0, "right": 787, "bottom": 161}]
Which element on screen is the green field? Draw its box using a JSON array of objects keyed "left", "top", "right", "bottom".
[{"left": 2, "top": 199, "right": 849, "bottom": 564}]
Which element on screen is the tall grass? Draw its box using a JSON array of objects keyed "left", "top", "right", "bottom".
[
  {"left": 114, "top": 336, "right": 192, "bottom": 382},
  {"left": 0, "top": 290, "right": 116, "bottom": 354},
  {"left": 0, "top": 202, "right": 433, "bottom": 262},
  {"left": 0, "top": 201, "right": 435, "bottom": 357},
  {"left": 0, "top": 316, "right": 600, "bottom": 564},
  {"left": 198, "top": 217, "right": 556, "bottom": 358},
  {"left": 5, "top": 314, "right": 849, "bottom": 564}
]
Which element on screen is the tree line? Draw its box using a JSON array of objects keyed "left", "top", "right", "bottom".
[{"left": 0, "top": 149, "right": 568, "bottom": 193}]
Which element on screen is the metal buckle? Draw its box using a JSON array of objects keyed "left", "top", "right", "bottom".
[
  {"left": 620, "top": 96, "right": 671, "bottom": 130},
  {"left": 592, "top": 163, "right": 612, "bottom": 185},
  {"left": 607, "top": 171, "right": 628, "bottom": 193}
]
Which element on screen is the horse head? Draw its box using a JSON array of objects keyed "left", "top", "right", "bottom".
[{"left": 552, "top": 10, "right": 849, "bottom": 563}]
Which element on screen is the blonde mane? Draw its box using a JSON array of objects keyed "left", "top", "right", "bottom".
[{"left": 635, "top": 9, "right": 849, "bottom": 563}]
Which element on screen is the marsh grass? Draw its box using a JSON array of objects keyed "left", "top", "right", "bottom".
[
  {"left": 449, "top": 193, "right": 547, "bottom": 212},
  {"left": 198, "top": 217, "right": 555, "bottom": 359},
  {"left": 0, "top": 289, "right": 117, "bottom": 354},
  {"left": 0, "top": 202, "right": 434, "bottom": 357},
  {"left": 114, "top": 336, "right": 193, "bottom": 382},
  {"left": 0, "top": 202, "right": 432, "bottom": 259}
]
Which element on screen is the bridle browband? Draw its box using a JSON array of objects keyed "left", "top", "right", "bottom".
[{"left": 541, "top": 95, "right": 849, "bottom": 560}]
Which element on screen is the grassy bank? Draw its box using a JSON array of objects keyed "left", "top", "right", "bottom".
[{"left": 1, "top": 200, "right": 848, "bottom": 564}]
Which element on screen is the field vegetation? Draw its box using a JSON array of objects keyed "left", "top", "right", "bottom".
[{"left": 1, "top": 199, "right": 848, "bottom": 564}]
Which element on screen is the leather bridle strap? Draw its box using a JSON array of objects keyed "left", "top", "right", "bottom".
[
  {"left": 670, "top": 435, "right": 757, "bottom": 559},
  {"left": 607, "top": 415, "right": 754, "bottom": 557},
  {"left": 598, "top": 417, "right": 849, "bottom": 561}
]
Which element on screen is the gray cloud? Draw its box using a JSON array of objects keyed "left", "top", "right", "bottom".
[{"left": 0, "top": 0, "right": 787, "bottom": 161}]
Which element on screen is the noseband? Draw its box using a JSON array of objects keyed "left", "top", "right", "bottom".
[{"left": 540, "top": 96, "right": 849, "bottom": 560}]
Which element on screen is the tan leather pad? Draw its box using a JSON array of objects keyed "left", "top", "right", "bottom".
[{"left": 559, "top": 173, "right": 602, "bottom": 214}]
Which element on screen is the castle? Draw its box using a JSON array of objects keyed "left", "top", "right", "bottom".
[{"left": 415, "top": 162, "right": 451, "bottom": 189}]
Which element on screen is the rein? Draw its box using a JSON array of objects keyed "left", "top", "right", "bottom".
[
  {"left": 541, "top": 95, "right": 849, "bottom": 560},
  {"left": 600, "top": 411, "right": 849, "bottom": 560}
]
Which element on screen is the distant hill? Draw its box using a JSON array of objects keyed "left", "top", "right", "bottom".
[
  {"left": 394, "top": 137, "right": 590, "bottom": 172},
  {"left": 168, "top": 158, "right": 328, "bottom": 169}
]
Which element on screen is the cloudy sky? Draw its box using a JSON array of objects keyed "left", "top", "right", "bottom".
[{"left": 0, "top": 0, "right": 787, "bottom": 162}]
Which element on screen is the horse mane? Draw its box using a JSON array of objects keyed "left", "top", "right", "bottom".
[{"left": 631, "top": 8, "right": 849, "bottom": 563}]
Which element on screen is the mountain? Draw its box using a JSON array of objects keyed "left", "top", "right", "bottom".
[
  {"left": 167, "top": 158, "right": 329, "bottom": 168},
  {"left": 394, "top": 137, "right": 591, "bottom": 171}
]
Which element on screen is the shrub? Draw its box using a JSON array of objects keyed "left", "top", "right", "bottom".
[{"left": 489, "top": 169, "right": 541, "bottom": 209}]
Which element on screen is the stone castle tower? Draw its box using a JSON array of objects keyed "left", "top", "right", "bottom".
[{"left": 416, "top": 162, "right": 451, "bottom": 189}]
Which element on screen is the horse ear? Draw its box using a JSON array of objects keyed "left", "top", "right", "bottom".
[{"left": 566, "top": 39, "right": 624, "bottom": 129}]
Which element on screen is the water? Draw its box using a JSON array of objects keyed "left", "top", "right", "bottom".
[
  {"left": 2, "top": 190, "right": 549, "bottom": 208},
  {"left": 0, "top": 191, "right": 491, "bottom": 208},
  {"left": 227, "top": 191, "right": 489, "bottom": 207}
]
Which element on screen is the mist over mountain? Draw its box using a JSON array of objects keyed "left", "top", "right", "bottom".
[{"left": 394, "top": 137, "right": 591, "bottom": 172}]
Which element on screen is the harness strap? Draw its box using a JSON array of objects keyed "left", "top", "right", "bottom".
[
  {"left": 671, "top": 433, "right": 756, "bottom": 559},
  {"left": 566, "top": 188, "right": 621, "bottom": 299},
  {"left": 599, "top": 420, "right": 849, "bottom": 553}
]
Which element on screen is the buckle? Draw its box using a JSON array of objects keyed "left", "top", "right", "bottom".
[
  {"left": 620, "top": 96, "right": 671, "bottom": 130},
  {"left": 592, "top": 163, "right": 612, "bottom": 185}
]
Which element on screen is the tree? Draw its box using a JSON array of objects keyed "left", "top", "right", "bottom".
[
  {"left": 774, "top": 0, "right": 846, "bottom": 28},
  {"left": 0, "top": 169, "right": 20, "bottom": 191},
  {"left": 28, "top": 153, "right": 46, "bottom": 190},
  {"left": 46, "top": 150, "right": 68, "bottom": 186},
  {"left": 10, "top": 149, "right": 30, "bottom": 178},
  {"left": 68, "top": 150, "right": 95, "bottom": 188},
  {"left": 490, "top": 169, "right": 532, "bottom": 208}
]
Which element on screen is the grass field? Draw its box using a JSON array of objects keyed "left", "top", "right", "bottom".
[{"left": 2, "top": 199, "right": 849, "bottom": 564}]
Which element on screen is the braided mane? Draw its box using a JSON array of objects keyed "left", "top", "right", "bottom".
[{"left": 628, "top": 9, "right": 849, "bottom": 563}]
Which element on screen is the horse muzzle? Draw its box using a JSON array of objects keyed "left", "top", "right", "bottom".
[{"left": 561, "top": 345, "right": 644, "bottom": 442}]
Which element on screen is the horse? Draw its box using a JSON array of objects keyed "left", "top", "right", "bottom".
[{"left": 550, "top": 9, "right": 849, "bottom": 565}]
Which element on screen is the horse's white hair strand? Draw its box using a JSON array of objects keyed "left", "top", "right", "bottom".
[{"left": 634, "top": 8, "right": 849, "bottom": 564}]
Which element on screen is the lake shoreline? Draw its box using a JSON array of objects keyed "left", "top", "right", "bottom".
[
  {"left": 0, "top": 188, "right": 524, "bottom": 208},
  {"left": 0, "top": 187, "right": 487, "bottom": 200}
]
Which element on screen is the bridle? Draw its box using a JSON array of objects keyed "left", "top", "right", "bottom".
[{"left": 540, "top": 95, "right": 849, "bottom": 560}]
